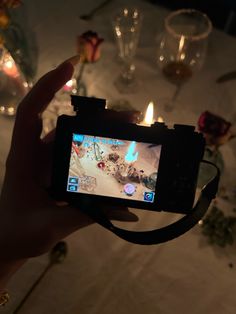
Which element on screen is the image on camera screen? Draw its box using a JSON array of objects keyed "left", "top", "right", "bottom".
[{"left": 67, "top": 133, "right": 162, "bottom": 203}]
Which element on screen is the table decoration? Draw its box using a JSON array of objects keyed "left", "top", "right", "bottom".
[
  {"left": 0, "top": 0, "right": 38, "bottom": 116},
  {"left": 73, "top": 30, "right": 104, "bottom": 96},
  {"left": 197, "top": 111, "right": 235, "bottom": 187},
  {"left": 12, "top": 241, "right": 68, "bottom": 313},
  {"left": 200, "top": 205, "right": 236, "bottom": 247}
]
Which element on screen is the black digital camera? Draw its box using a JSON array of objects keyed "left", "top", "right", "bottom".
[{"left": 51, "top": 95, "right": 205, "bottom": 215}]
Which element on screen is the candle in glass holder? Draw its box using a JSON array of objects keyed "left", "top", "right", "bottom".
[
  {"left": 139, "top": 101, "right": 164, "bottom": 126},
  {"left": 2, "top": 56, "right": 19, "bottom": 78},
  {"left": 157, "top": 116, "right": 164, "bottom": 123},
  {"left": 139, "top": 101, "right": 154, "bottom": 126}
]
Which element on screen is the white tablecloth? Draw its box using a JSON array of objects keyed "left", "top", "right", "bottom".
[{"left": 1, "top": 0, "right": 236, "bottom": 313}]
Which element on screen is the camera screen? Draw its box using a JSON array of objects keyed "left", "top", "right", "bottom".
[{"left": 67, "top": 133, "right": 162, "bottom": 203}]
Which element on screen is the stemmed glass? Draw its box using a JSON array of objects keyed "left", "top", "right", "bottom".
[
  {"left": 157, "top": 9, "right": 212, "bottom": 112},
  {"left": 112, "top": 7, "right": 142, "bottom": 93}
]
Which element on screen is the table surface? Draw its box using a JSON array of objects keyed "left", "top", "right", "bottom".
[{"left": 1, "top": 0, "right": 236, "bottom": 313}]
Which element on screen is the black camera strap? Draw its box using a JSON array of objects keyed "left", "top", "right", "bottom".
[{"left": 81, "top": 160, "right": 220, "bottom": 245}]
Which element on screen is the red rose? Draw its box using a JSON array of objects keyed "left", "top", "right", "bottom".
[
  {"left": 198, "top": 111, "right": 233, "bottom": 146},
  {"left": 198, "top": 111, "right": 231, "bottom": 137},
  {"left": 77, "top": 31, "right": 104, "bottom": 63}
]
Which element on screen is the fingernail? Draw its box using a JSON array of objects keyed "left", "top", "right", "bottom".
[
  {"left": 64, "top": 54, "right": 81, "bottom": 66},
  {"left": 56, "top": 55, "right": 81, "bottom": 70}
]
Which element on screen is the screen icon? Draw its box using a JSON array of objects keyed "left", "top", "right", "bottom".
[
  {"left": 143, "top": 191, "right": 155, "bottom": 203},
  {"left": 73, "top": 134, "right": 84, "bottom": 142},
  {"left": 67, "top": 184, "right": 78, "bottom": 192},
  {"left": 124, "top": 183, "right": 135, "bottom": 196},
  {"left": 69, "top": 177, "right": 79, "bottom": 184}
]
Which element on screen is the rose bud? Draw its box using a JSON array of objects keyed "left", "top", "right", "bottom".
[
  {"left": 0, "top": 8, "right": 9, "bottom": 28},
  {"left": 77, "top": 31, "right": 104, "bottom": 63},
  {"left": 198, "top": 111, "right": 235, "bottom": 147}
]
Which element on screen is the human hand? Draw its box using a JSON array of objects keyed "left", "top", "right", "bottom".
[{"left": 0, "top": 56, "right": 139, "bottom": 265}]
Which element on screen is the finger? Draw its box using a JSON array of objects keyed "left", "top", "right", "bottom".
[
  {"left": 18, "top": 61, "right": 75, "bottom": 120},
  {"left": 38, "top": 141, "right": 54, "bottom": 187},
  {"left": 12, "top": 57, "right": 79, "bottom": 146},
  {"left": 102, "top": 206, "right": 139, "bottom": 222},
  {"left": 108, "top": 209, "right": 139, "bottom": 222},
  {"left": 49, "top": 205, "right": 138, "bottom": 242},
  {"left": 39, "top": 129, "right": 56, "bottom": 183},
  {"left": 11, "top": 62, "right": 74, "bottom": 148},
  {"left": 42, "top": 129, "right": 56, "bottom": 143},
  {"left": 49, "top": 205, "right": 94, "bottom": 238}
]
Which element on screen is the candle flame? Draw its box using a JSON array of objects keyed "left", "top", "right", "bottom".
[
  {"left": 5, "top": 60, "right": 14, "bottom": 69},
  {"left": 157, "top": 116, "right": 164, "bottom": 123},
  {"left": 179, "top": 35, "right": 185, "bottom": 53},
  {"left": 144, "top": 101, "right": 154, "bottom": 125},
  {"left": 7, "top": 107, "right": 15, "bottom": 115},
  {"left": 2, "top": 54, "right": 19, "bottom": 77},
  {"left": 125, "top": 141, "right": 138, "bottom": 163}
]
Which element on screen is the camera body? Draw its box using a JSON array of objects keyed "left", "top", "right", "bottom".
[{"left": 51, "top": 96, "right": 205, "bottom": 214}]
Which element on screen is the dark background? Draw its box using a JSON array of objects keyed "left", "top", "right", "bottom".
[{"left": 147, "top": 0, "right": 236, "bottom": 35}]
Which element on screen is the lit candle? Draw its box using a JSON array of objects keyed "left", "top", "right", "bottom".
[
  {"left": 157, "top": 116, "right": 164, "bottom": 123},
  {"left": 139, "top": 101, "right": 155, "bottom": 127},
  {"left": 138, "top": 101, "right": 164, "bottom": 127},
  {"left": 7, "top": 106, "right": 16, "bottom": 116},
  {"left": 2, "top": 56, "right": 19, "bottom": 78},
  {"left": 177, "top": 35, "right": 185, "bottom": 61}
]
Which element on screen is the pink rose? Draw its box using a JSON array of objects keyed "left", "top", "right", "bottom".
[{"left": 77, "top": 31, "right": 104, "bottom": 63}]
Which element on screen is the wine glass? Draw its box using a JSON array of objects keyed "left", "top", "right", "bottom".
[
  {"left": 157, "top": 9, "right": 212, "bottom": 112},
  {"left": 112, "top": 7, "right": 142, "bottom": 93},
  {"left": 0, "top": 48, "right": 30, "bottom": 116}
]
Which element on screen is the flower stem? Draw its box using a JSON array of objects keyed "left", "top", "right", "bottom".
[
  {"left": 76, "top": 62, "right": 87, "bottom": 96},
  {"left": 77, "top": 62, "right": 85, "bottom": 84}
]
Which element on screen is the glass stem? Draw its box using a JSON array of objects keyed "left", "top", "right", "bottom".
[
  {"left": 164, "top": 83, "right": 182, "bottom": 112},
  {"left": 77, "top": 62, "right": 85, "bottom": 83},
  {"left": 171, "top": 83, "right": 182, "bottom": 103},
  {"left": 121, "top": 61, "right": 135, "bottom": 83}
]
